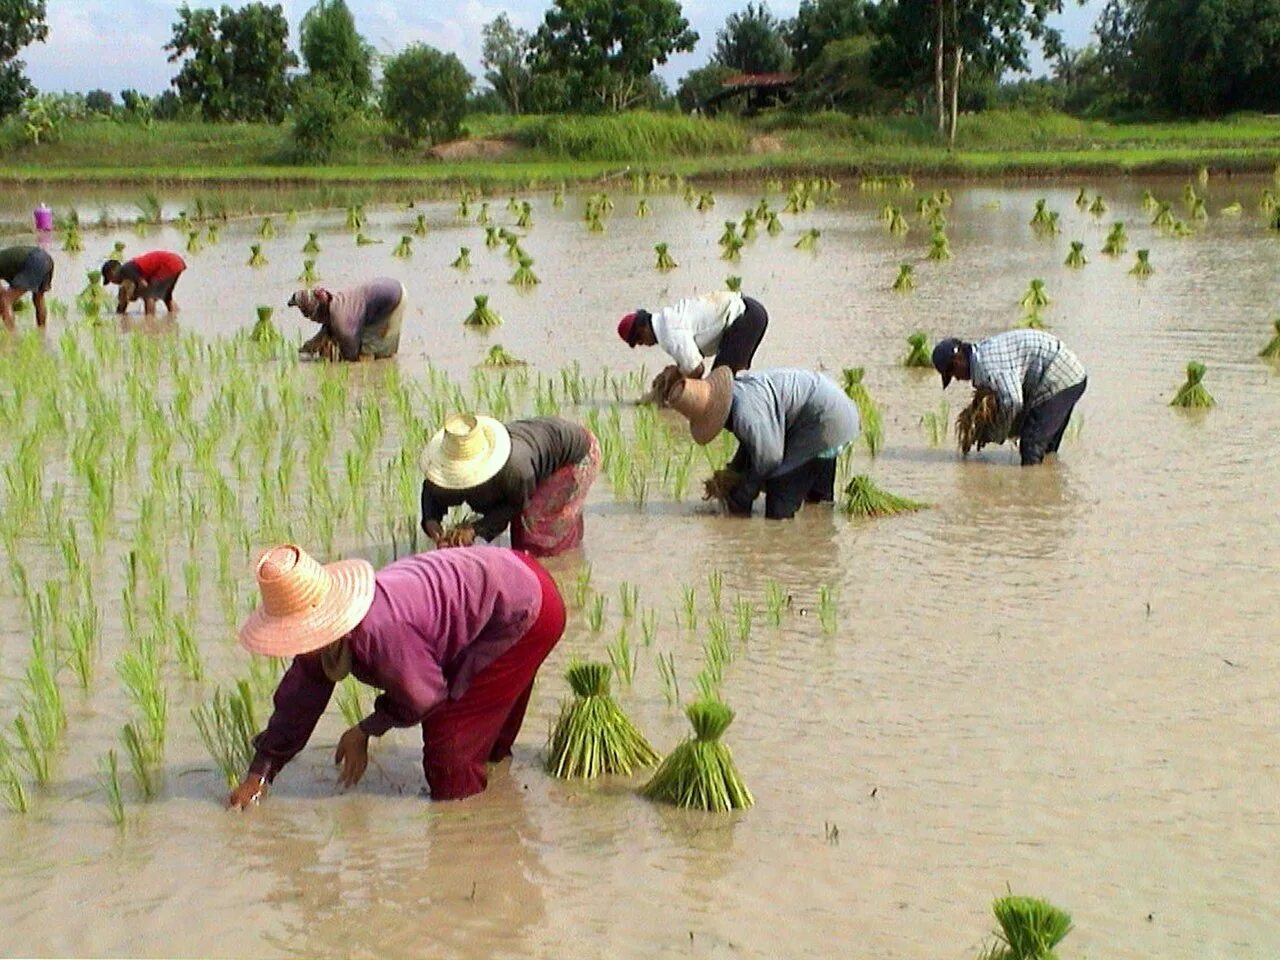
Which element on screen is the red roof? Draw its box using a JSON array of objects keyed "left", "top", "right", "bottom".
[{"left": 721, "top": 72, "right": 797, "bottom": 89}]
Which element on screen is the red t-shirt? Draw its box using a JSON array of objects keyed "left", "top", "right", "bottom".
[{"left": 125, "top": 251, "right": 186, "bottom": 283}]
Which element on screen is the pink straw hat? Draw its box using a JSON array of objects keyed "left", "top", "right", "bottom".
[{"left": 237, "top": 545, "right": 376, "bottom": 657}]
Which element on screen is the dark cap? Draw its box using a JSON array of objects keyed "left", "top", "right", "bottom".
[{"left": 932, "top": 337, "right": 964, "bottom": 388}]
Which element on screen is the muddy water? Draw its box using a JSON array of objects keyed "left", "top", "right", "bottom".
[{"left": 2, "top": 178, "right": 1279, "bottom": 960}]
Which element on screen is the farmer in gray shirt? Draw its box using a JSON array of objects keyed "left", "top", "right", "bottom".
[
  {"left": 288, "top": 277, "right": 406, "bottom": 361},
  {"left": 667, "top": 367, "right": 860, "bottom": 519}
]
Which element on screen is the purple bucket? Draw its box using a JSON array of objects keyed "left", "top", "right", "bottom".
[{"left": 33, "top": 204, "right": 53, "bottom": 233}]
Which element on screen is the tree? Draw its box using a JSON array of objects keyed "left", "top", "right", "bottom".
[
  {"left": 796, "top": 34, "right": 893, "bottom": 111},
  {"left": 529, "top": 0, "right": 698, "bottom": 111},
  {"left": 787, "top": 0, "right": 872, "bottom": 72},
  {"left": 165, "top": 3, "right": 298, "bottom": 122},
  {"left": 677, "top": 62, "right": 734, "bottom": 111},
  {"left": 299, "top": 0, "right": 373, "bottom": 107},
  {"left": 290, "top": 77, "right": 351, "bottom": 163},
  {"left": 85, "top": 89, "right": 116, "bottom": 115},
  {"left": 481, "top": 14, "right": 533, "bottom": 114},
  {"left": 381, "top": 44, "right": 472, "bottom": 144},
  {"left": 0, "top": 0, "right": 48, "bottom": 119},
  {"left": 714, "top": 3, "right": 791, "bottom": 74}
]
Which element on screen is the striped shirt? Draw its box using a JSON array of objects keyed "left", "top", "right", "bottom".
[{"left": 970, "top": 330, "right": 1087, "bottom": 439}]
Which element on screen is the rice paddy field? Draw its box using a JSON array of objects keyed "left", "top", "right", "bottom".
[{"left": 0, "top": 172, "right": 1278, "bottom": 959}]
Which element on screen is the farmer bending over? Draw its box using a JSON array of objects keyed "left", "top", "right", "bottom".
[
  {"left": 667, "top": 367, "right": 859, "bottom": 520},
  {"left": 932, "top": 329, "right": 1087, "bottom": 465},
  {"left": 102, "top": 250, "right": 187, "bottom": 315},
  {"left": 0, "top": 244, "right": 54, "bottom": 328},
  {"left": 421, "top": 415, "right": 600, "bottom": 557},
  {"left": 228, "top": 543, "right": 566, "bottom": 807},
  {"left": 619, "top": 290, "right": 769, "bottom": 401},
  {"left": 288, "top": 277, "right": 405, "bottom": 361}
]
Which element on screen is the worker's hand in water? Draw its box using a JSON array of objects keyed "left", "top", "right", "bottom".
[
  {"left": 227, "top": 773, "right": 268, "bottom": 810},
  {"left": 335, "top": 726, "right": 369, "bottom": 788}
]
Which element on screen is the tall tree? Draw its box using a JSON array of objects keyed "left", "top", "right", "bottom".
[
  {"left": 381, "top": 43, "right": 472, "bottom": 144},
  {"left": 714, "top": 3, "right": 791, "bottom": 74},
  {"left": 481, "top": 14, "right": 532, "bottom": 114},
  {"left": 165, "top": 3, "right": 298, "bottom": 122},
  {"left": 786, "top": 0, "right": 872, "bottom": 72},
  {"left": 529, "top": 0, "right": 698, "bottom": 111},
  {"left": 299, "top": 0, "right": 373, "bottom": 107},
  {"left": 0, "top": 0, "right": 48, "bottom": 119}
]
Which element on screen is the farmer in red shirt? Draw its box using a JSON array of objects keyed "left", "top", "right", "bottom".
[{"left": 101, "top": 250, "right": 187, "bottom": 315}]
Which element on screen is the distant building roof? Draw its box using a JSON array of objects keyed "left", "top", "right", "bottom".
[{"left": 721, "top": 72, "right": 797, "bottom": 90}]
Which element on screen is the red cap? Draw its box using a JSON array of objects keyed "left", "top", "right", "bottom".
[{"left": 617, "top": 312, "right": 637, "bottom": 347}]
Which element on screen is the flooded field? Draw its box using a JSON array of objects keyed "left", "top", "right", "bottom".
[{"left": 1, "top": 176, "right": 1278, "bottom": 960}]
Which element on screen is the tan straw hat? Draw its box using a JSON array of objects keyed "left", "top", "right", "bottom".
[
  {"left": 237, "top": 545, "right": 376, "bottom": 657},
  {"left": 422, "top": 413, "right": 512, "bottom": 490},
  {"left": 667, "top": 367, "right": 734, "bottom": 445}
]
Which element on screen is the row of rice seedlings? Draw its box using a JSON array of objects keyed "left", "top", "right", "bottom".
[
  {"left": 191, "top": 680, "right": 258, "bottom": 789},
  {"left": 606, "top": 627, "right": 637, "bottom": 687}
]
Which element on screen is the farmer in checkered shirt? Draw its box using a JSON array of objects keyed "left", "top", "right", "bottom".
[{"left": 932, "top": 330, "right": 1088, "bottom": 465}]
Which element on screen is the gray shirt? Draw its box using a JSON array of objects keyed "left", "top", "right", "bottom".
[{"left": 725, "top": 369, "right": 860, "bottom": 485}]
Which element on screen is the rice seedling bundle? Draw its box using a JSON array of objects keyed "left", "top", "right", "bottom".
[
  {"left": 298, "top": 259, "right": 319, "bottom": 283},
  {"left": 1074, "top": 188, "right": 1088, "bottom": 209},
  {"left": 1019, "top": 313, "right": 1047, "bottom": 329},
  {"left": 722, "top": 236, "right": 744, "bottom": 262},
  {"left": 1088, "top": 195, "right": 1107, "bottom": 216},
  {"left": 1190, "top": 198, "right": 1207, "bottom": 220},
  {"left": 1170, "top": 361, "right": 1214, "bottom": 408},
  {"left": 474, "top": 201, "right": 490, "bottom": 225},
  {"left": 586, "top": 212, "right": 605, "bottom": 233},
  {"left": 1197, "top": 165, "right": 1210, "bottom": 187},
  {"left": 927, "top": 229, "right": 952, "bottom": 261},
  {"left": 463, "top": 294, "right": 502, "bottom": 328},
  {"left": 1129, "top": 249, "right": 1153, "bottom": 276},
  {"left": 632, "top": 198, "right": 651, "bottom": 219},
  {"left": 247, "top": 244, "right": 267, "bottom": 267},
  {"left": 1258, "top": 318, "right": 1280, "bottom": 359},
  {"left": 766, "top": 212, "right": 783, "bottom": 236},
  {"left": 510, "top": 256, "right": 539, "bottom": 288},
  {"left": 1141, "top": 189, "right": 1158, "bottom": 213},
  {"left": 347, "top": 205, "right": 366, "bottom": 229},
  {"left": 980, "top": 894, "right": 1073, "bottom": 960},
  {"left": 61, "top": 226, "right": 83, "bottom": 252},
  {"left": 1220, "top": 202, "right": 1243, "bottom": 216},
  {"left": 302, "top": 232, "right": 320, "bottom": 254},
  {"left": 725, "top": 276, "right": 742, "bottom": 292},
  {"left": 1029, "top": 199, "right": 1051, "bottom": 227},
  {"left": 250, "top": 306, "right": 284, "bottom": 346},
  {"left": 654, "top": 243, "right": 678, "bottom": 272},
  {"left": 1182, "top": 182, "right": 1198, "bottom": 208},
  {"left": 354, "top": 232, "right": 380, "bottom": 246},
  {"left": 1064, "top": 241, "right": 1086, "bottom": 268},
  {"left": 77, "top": 271, "right": 112, "bottom": 314},
  {"left": 696, "top": 192, "right": 716, "bottom": 212},
  {"left": 552, "top": 188, "right": 565, "bottom": 209},
  {"left": 641, "top": 698, "right": 752, "bottom": 811},
  {"left": 893, "top": 263, "right": 916, "bottom": 292},
  {"left": 740, "top": 210, "right": 757, "bottom": 240},
  {"left": 0, "top": 734, "right": 28, "bottom": 813},
  {"left": 205, "top": 223, "right": 219, "bottom": 243},
  {"left": 412, "top": 214, "right": 429, "bottom": 237},
  {"left": 186, "top": 231, "right": 202, "bottom": 254},
  {"left": 794, "top": 228, "right": 821, "bottom": 252},
  {"left": 452, "top": 247, "right": 471, "bottom": 270},
  {"left": 1101, "top": 222, "right": 1127, "bottom": 255},
  {"left": 903, "top": 332, "right": 931, "bottom": 367},
  {"left": 99, "top": 750, "right": 126, "bottom": 827},
  {"left": 516, "top": 202, "right": 533, "bottom": 229},
  {"left": 545, "top": 662, "right": 658, "bottom": 779},
  {"left": 841, "top": 475, "right": 928, "bottom": 518},
  {"left": 1020, "top": 279, "right": 1050, "bottom": 310},
  {"left": 191, "top": 680, "right": 258, "bottom": 789},
  {"left": 956, "top": 388, "right": 1007, "bottom": 453},
  {"left": 719, "top": 221, "right": 739, "bottom": 246},
  {"left": 392, "top": 236, "right": 413, "bottom": 258},
  {"left": 879, "top": 203, "right": 894, "bottom": 221},
  {"left": 481, "top": 344, "right": 525, "bottom": 367},
  {"left": 888, "top": 208, "right": 909, "bottom": 235},
  {"left": 258, "top": 217, "right": 275, "bottom": 239},
  {"left": 1152, "top": 202, "right": 1174, "bottom": 228}
]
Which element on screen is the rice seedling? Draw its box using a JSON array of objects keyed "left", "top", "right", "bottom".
[
  {"left": 121, "top": 722, "right": 157, "bottom": 799},
  {"left": 1140, "top": 189, "right": 1157, "bottom": 213},
  {"left": 392, "top": 236, "right": 413, "bottom": 258},
  {"left": 841, "top": 367, "right": 882, "bottom": 456},
  {"left": 619, "top": 582, "right": 639, "bottom": 619},
  {"left": 719, "top": 221, "right": 739, "bottom": 246},
  {"left": 13, "top": 715, "right": 50, "bottom": 786},
  {"left": 1190, "top": 198, "right": 1207, "bottom": 220},
  {"left": 1064, "top": 241, "right": 1086, "bottom": 268},
  {"left": 733, "top": 597, "right": 753, "bottom": 644},
  {"left": 546, "top": 662, "right": 659, "bottom": 779},
  {"left": 741, "top": 210, "right": 758, "bottom": 240},
  {"left": 1152, "top": 202, "right": 1174, "bottom": 229},
  {"left": 641, "top": 698, "right": 753, "bottom": 811},
  {"left": 657, "top": 651, "right": 680, "bottom": 705},
  {"left": 904, "top": 332, "right": 931, "bottom": 367},
  {"left": 1129, "top": 249, "right": 1153, "bottom": 277},
  {"left": 764, "top": 581, "right": 787, "bottom": 626},
  {"left": 696, "top": 191, "right": 715, "bottom": 212},
  {"left": 572, "top": 564, "right": 593, "bottom": 608},
  {"left": 1019, "top": 280, "right": 1050, "bottom": 311},
  {"left": 641, "top": 608, "right": 657, "bottom": 647},
  {"left": 842, "top": 476, "right": 929, "bottom": 518},
  {"left": 516, "top": 202, "right": 533, "bottom": 229},
  {"left": 721, "top": 235, "right": 744, "bottom": 262},
  {"left": 586, "top": 211, "right": 605, "bottom": 233},
  {"left": 67, "top": 605, "right": 99, "bottom": 690},
  {"left": 206, "top": 222, "right": 220, "bottom": 243},
  {"left": 587, "top": 594, "right": 607, "bottom": 633},
  {"left": 302, "top": 232, "right": 321, "bottom": 254},
  {"left": 250, "top": 306, "right": 284, "bottom": 346},
  {"left": 708, "top": 570, "right": 724, "bottom": 610},
  {"left": 979, "top": 894, "right": 1073, "bottom": 960},
  {"left": 298, "top": 259, "right": 319, "bottom": 283},
  {"left": 1220, "top": 201, "right": 1243, "bottom": 216},
  {"left": 1101, "top": 222, "right": 1127, "bottom": 255},
  {"left": 61, "top": 224, "right": 83, "bottom": 252},
  {"left": 607, "top": 627, "right": 637, "bottom": 687},
  {"left": 191, "top": 680, "right": 258, "bottom": 788},
  {"left": 258, "top": 217, "right": 275, "bottom": 239},
  {"left": 1170, "top": 361, "right": 1214, "bottom": 408},
  {"left": 726, "top": 275, "right": 742, "bottom": 292},
  {"left": 1019, "top": 312, "right": 1047, "bottom": 329},
  {"left": 77, "top": 270, "right": 112, "bottom": 314},
  {"left": 1074, "top": 188, "right": 1088, "bottom": 209},
  {"left": 480, "top": 344, "right": 525, "bottom": 367},
  {"left": 336, "top": 676, "right": 364, "bottom": 727},
  {"left": 1197, "top": 164, "right": 1210, "bottom": 187},
  {"left": 99, "top": 750, "right": 126, "bottom": 827},
  {"left": 0, "top": 734, "right": 28, "bottom": 813},
  {"left": 927, "top": 229, "right": 952, "bottom": 261},
  {"left": 818, "top": 584, "right": 837, "bottom": 635},
  {"left": 460, "top": 296, "right": 504, "bottom": 332},
  {"left": 636, "top": 199, "right": 651, "bottom": 217},
  {"left": 1029, "top": 199, "right": 1052, "bottom": 227},
  {"left": 893, "top": 263, "right": 916, "bottom": 292},
  {"left": 794, "top": 228, "right": 821, "bottom": 252},
  {"left": 655, "top": 243, "right": 678, "bottom": 271},
  {"left": 183, "top": 230, "right": 202, "bottom": 254},
  {"left": 247, "top": 244, "right": 267, "bottom": 268},
  {"left": 766, "top": 212, "right": 783, "bottom": 236},
  {"left": 355, "top": 232, "right": 380, "bottom": 246},
  {"left": 887, "top": 207, "right": 909, "bottom": 235},
  {"left": 1259, "top": 319, "right": 1280, "bottom": 359},
  {"left": 510, "top": 256, "right": 539, "bottom": 288},
  {"left": 173, "top": 616, "right": 203, "bottom": 682},
  {"left": 680, "top": 584, "right": 698, "bottom": 631}
]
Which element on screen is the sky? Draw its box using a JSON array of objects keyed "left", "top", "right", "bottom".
[{"left": 25, "top": 0, "right": 1108, "bottom": 96}]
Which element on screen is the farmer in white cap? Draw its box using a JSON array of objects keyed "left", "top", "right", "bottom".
[
  {"left": 420, "top": 414, "right": 600, "bottom": 556},
  {"left": 228, "top": 543, "right": 566, "bottom": 808},
  {"left": 288, "top": 277, "right": 406, "bottom": 361},
  {"left": 666, "top": 367, "right": 859, "bottom": 519}
]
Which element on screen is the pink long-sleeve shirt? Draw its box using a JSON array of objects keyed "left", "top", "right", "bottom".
[{"left": 248, "top": 547, "right": 542, "bottom": 780}]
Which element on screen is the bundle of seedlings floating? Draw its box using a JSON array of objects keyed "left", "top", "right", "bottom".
[
  {"left": 1029, "top": 199, "right": 1052, "bottom": 228},
  {"left": 927, "top": 229, "right": 952, "bottom": 261},
  {"left": 1152, "top": 202, "right": 1175, "bottom": 229},
  {"left": 586, "top": 211, "right": 605, "bottom": 233},
  {"left": 879, "top": 203, "right": 895, "bottom": 221},
  {"left": 1171, "top": 219, "right": 1193, "bottom": 237},
  {"left": 347, "top": 205, "right": 366, "bottom": 229},
  {"left": 903, "top": 332, "right": 931, "bottom": 367},
  {"left": 480, "top": 344, "right": 526, "bottom": 367},
  {"left": 392, "top": 236, "right": 413, "bottom": 258},
  {"left": 463, "top": 294, "right": 502, "bottom": 328},
  {"left": 186, "top": 231, "right": 202, "bottom": 254},
  {"left": 61, "top": 224, "right": 83, "bottom": 252},
  {"left": 456, "top": 196, "right": 471, "bottom": 219},
  {"left": 452, "top": 247, "right": 471, "bottom": 270},
  {"left": 842, "top": 367, "right": 883, "bottom": 456},
  {"left": 77, "top": 270, "right": 113, "bottom": 314},
  {"left": 507, "top": 196, "right": 521, "bottom": 214},
  {"left": 298, "top": 259, "right": 319, "bottom": 283},
  {"left": 1074, "top": 188, "right": 1089, "bottom": 209},
  {"left": 655, "top": 243, "right": 678, "bottom": 272},
  {"left": 205, "top": 222, "right": 219, "bottom": 243},
  {"left": 509, "top": 256, "right": 539, "bottom": 288},
  {"left": 640, "top": 698, "right": 753, "bottom": 811},
  {"left": 1020, "top": 312, "right": 1047, "bottom": 330},
  {"left": 741, "top": 210, "right": 758, "bottom": 240},
  {"left": 1170, "top": 361, "right": 1214, "bottom": 408},
  {"left": 1141, "top": 190, "right": 1158, "bottom": 213},
  {"left": 702, "top": 467, "right": 743, "bottom": 508},
  {"left": 841, "top": 475, "right": 928, "bottom": 518},
  {"left": 926, "top": 208, "right": 947, "bottom": 231},
  {"left": 892, "top": 262, "right": 917, "bottom": 292},
  {"left": 722, "top": 235, "right": 744, "bottom": 262},
  {"left": 888, "top": 207, "right": 910, "bottom": 236},
  {"left": 1019, "top": 279, "right": 1050, "bottom": 311},
  {"left": 249, "top": 306, "right": 284, "bottom": 346},
  {"left": 726, "top": 276, "right": 743, "bottom": 292},
  {"left": 355, "top": 232, "right": 381, "bottom": 246},
  {"left": 247, "top": 244, "right": 267, "bottom": 267},
  {"left": 720, "top": 221, "right": 739, "bottom": 246},
  {"left": 258, "top": 217, "right": 275, "bottom": 239},
  {"left": 1129, "top": 249, "right": 1153, "bottom": 276},
  {"left": 766, "top": 212, "right": 783, "bottom": 236},
  {"left": 1044, "top": 211, "right": 1061, "bottom": 234},
  {"left": 980, "top": 894, "right": 1073, "bottom": 960},
  {"left": 302, "top": 232, "right": 320, "bottom": 254},
  {"left": 1190, "top": 198, "right": 1207, "bottom": 220},
  {"left": 552, "top": 187, "right": 565, "bottom": 208},
  {"left": 1064, "top": 241, "right": 1087, "bottom": 268},
  {"left": 1089, "top": 195, "right": 1108, "bottom": 216},
  {"left": 545, "top": 661, "right": 659, "bottom": 779},
  {"left": 696, "top": 192, "right": 716, "bottom": 212},
  {"left": 476, "top": 202, "right": 491, "bottom": 225},
  {"left": 956, "top": 388, "right": 1006, "bottom": 454},
  {"left": 1183, "top": 182, "right": 1198, "bottom": 208},
  {"left": 1259, "top": 319, "right": 1280, "bottom": 359},
  {"left": 1220, "top": 201, "right": 1243, "bottom": 216},
  {"left": 1101, "top": 222, "right": 1127, "bottom": 255},
  {"left": 516, "top": 202, "right": 534, "bottom": 229},
  {"left": 636, "top": 199, "right": 651, "bottom": 218},
  {"left": 794, "top": 228, "right": 821, "bottom": 252},
  {"left": 413, "top": 214, "right": 429, "bottom": 236}
]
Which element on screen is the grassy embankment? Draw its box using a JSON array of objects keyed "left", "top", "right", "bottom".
[{"left": 3, "top": 110, "right": 1280, "bottom": 190}]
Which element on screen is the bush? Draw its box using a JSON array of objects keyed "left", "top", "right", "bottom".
[
  {"left": 85, "top": 89, "right": 116, "bottom": 116},
  {"left": 381, "top": 44, "right": 471, "bottom": 145},
  {"left": 290, "top": 79, "right": 352, "bottom": 164},
  {"left": 520, "top": 111, "right": 746, "bottom": 160}
]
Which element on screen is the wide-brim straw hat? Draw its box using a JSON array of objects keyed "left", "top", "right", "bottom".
[
  {"left": 422, "top": 413, "right": 512, "bottom": 490},
  {"left": 667, "top": 366, "right": 734, "bottom": 445},
  {"left": 238, "top": 545, "right": 376, "bottom": 657}
]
